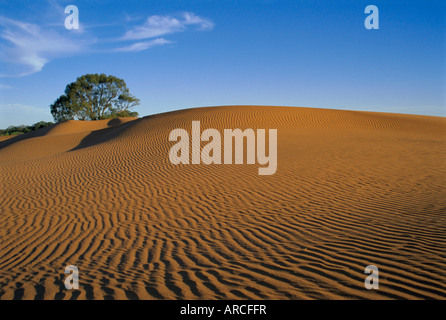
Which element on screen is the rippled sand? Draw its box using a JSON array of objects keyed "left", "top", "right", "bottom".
[{"left": 0, "top": 106, "right": 445, "bottom": 299}]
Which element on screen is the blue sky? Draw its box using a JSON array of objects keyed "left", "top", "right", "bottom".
[{"left": 0, "top": 0, "right": 444, "bottom": 128}]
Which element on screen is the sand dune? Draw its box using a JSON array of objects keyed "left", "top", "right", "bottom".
[{"left": 0, "top": 106, "right": 445, "bottom": 300}]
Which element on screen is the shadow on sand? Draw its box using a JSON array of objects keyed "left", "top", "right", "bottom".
[
  {"left": 68, "top": 118, "right": 142, "bottom": 152},
  {"left": 0, "top": 124, "right": 56, "bottom": 151},
  {"left": 0, "top": 118, "right": 144, "bottom": 153}
]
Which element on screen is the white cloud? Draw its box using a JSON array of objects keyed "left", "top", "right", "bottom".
[
  {"left": 122, "top": 12, "right": 214, "bottom": 41},
  {"left": 183, "top": 12, "right": 215, "bottom": 30},
  {"left": 114, "top": 38, "right": 172, "bottom": 52},
  {"left": 0, "top": 16, "right": 92, "bottom": 77},
  {"left": 0, "top": 11, "right": 214, "bottom": 76}
]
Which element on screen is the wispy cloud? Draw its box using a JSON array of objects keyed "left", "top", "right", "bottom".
[
  {"left": 0, "top": 16, "right": 93, "bottom": 77},
  {"left": 124, "top": 13, "right": 144, "bottom": 23},
  {"left": 47, "top": 0, "right": 65, "bottom": 13},
  {"left": 0, "top": 9, "right": 213, "bottom": 77},
  {"left": 122, "top": 12, "right": 214, "bottom": 41},
  {"left": 113, "top": 38, "right": 172, "bottom": 52}
]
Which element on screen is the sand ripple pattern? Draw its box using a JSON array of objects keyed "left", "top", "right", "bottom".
[{"left": 0, "top": 106, "right": 445, "bottom": 300}]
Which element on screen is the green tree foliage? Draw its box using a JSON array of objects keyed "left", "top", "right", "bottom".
[
  {"left": 50, "top": 74, "right": 140, "bottom": 122},
  {"left": 0, "top": 121, "right": 54, "bottom": 136}
]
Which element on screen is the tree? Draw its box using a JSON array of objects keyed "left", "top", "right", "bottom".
[
  {"left": 0, "top": 121, "right": 53, "bottom": 136},
  {"left": 50, "top": 74, "right": 140, "bottom": 122}
]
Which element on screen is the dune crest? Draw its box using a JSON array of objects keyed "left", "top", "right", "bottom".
[{"left": 0, "top": 106, "right": 445, "bottom": 300}]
